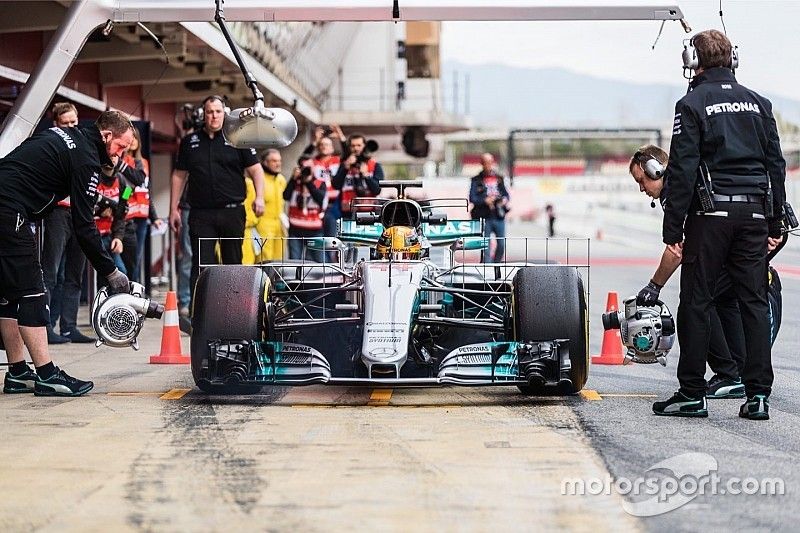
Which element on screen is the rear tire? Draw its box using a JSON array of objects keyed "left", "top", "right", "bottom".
[
  {"left": 512, "top": 266, "right": 588, "bottom": 395},
  {"left": 191, "top": 266, "right": 269, "bottom": 394}
]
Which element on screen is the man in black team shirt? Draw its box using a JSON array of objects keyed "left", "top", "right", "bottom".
[
  {"left": 169, "top": 95, "right": 265, "bottom": 310},
  {"left": 0, "top": 110, "right": 133, "bottom": 397}
]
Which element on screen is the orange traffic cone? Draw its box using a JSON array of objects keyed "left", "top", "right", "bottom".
[
  {"left": 592, "top": 291, "right": 625, "bottom": 365},
  {"left": 150, "top": 291, "right": 190, "bottom": 364}
]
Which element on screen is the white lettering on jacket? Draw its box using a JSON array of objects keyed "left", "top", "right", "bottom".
[
  {"left": 705, "top": 101, "right": 760, "bottom": 116},
  {"left": 50, "top": 127, "right": 76, "bottom": 149}
]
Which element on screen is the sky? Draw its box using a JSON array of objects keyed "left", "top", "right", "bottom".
[{"left": 441, "top": 1, "right": 800, "bottom": 102}]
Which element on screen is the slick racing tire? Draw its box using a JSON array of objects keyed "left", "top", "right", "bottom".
[
  {"left": 191, "top": 266, "right": 269, "bottom": 394},
  {"left": 513, "top": 266, "right": 588, "bottom": 395}
]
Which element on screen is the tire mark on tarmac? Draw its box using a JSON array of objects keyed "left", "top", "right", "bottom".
[{"left": 125, "top": 387, "right": 288, "bottom": 531}]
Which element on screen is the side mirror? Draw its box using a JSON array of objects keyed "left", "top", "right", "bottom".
[
  {"left": 423, "top": 213, "right": 447, "bottom": 225},
  {"left": 355, "top": 212, "right": 380, "bottom": 225},
  {"left": 222, "top": 105, "right": 298, "bottom": 149},
  {"left": 306, "top": 237, "right": 344, "bottom": 252},
  {"left": 451, "top": 237, "right": 489, "bottom": 252}
]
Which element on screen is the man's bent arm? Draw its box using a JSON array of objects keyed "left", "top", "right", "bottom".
[
  {"left": 651, "top": 245, "right": 682, "bottom": 287},
  {"left": 70, "top": 164, "right": 116, "bottom": 276}
]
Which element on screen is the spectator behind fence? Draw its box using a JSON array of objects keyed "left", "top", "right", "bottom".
[
  {"left": 311, "top": 132, "right": 343, "bottom": 258},
  {"left": 545, "top": 204, "right": 556, "bottom": 237},
  {"left": 40, "top": 102, "right": 82, "bottom": 344},
  {"left": 258, "top": 149, "right": 287, "bottom": 261},
  {"left": 469, "top": 153, "right": 510, "bottom": 263},
  {"left": 95, "top": 161, "right": 130, "bottom": 276},
  {"left": 176, "top": 184, "right": 191, "bottom": 317},
  {"left": 333, "top": 133, "right": 382, "bottom": 219},
  {"left": 241, "top": 176, "right": 263, "bottom": 264},
  {"left": 124, "top": 127, "right": 164, "bottom": 284},
  {"left": 284, "top": 155, "right": 327, "bottom": 262},
  {"left": 169, "top": 95, "right": 265, "bottom": 312}
]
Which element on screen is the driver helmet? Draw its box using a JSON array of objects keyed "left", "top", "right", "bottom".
[{"left": 376, "top": 226, "right": 422, "bottom": 260}]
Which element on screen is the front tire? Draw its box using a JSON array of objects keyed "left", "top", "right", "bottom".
[
  {"left": 191, "top": 266, "right": 269, "bottom": 394},
  {"left": 512, "top": 266, "right": 588, "bottom": 395}
]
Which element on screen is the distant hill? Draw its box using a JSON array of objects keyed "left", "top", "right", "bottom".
[{"left": 444, "top": 61, "right": 800, "bottom": 130}]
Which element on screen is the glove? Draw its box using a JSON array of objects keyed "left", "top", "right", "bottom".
[
  {"left": 767, "top": 217, "right": 783, "bottom": 238},
  {"left": 637, "top": 280, "right": 663, "bottom": 306},
  {"left": 106, "top": 268, "right": 130, "bottom": 295}
]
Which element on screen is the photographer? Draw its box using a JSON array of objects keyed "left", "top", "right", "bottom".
[
  {"left": 332, "top": 133, "right": 382, "bottom": 219},
  {"left": 469, "top": 153, "right": 510, "bottom": 263},
  {"left": 95, "top": 158, "right": 133, "bottom": 276},
  {"left": 654, "top": 30, "right": 786, "bottom": 420},
  {"left": 283, "top": 156, "right": 327, "bottom": 262},
  {"left": 313, "top": 131, "right": 342, "bottom": 247}
]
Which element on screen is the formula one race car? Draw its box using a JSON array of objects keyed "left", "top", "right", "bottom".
[{"left": 190, "top": 181, "right": 588, "bottom": 395}]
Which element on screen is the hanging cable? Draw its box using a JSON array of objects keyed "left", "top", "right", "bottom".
[
  {"left": 128, "top": 22, "right": 170, "bottom": 119},
  {"left": 651, "top": 20, "right": 666, "bottom": 50},
  {"left": 719, "top": 0, "right": 728, "bottom": 34}
]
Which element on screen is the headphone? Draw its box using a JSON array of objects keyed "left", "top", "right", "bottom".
[
  {"left": 682, "top": 37, "right": 739, "bottom": 75},
  {"left": 635, "top": 151, "right": 665, "bottom": 181}
]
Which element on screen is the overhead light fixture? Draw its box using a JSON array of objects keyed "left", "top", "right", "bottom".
[{"left": 214, "top": 0, "right": 298, "bottom": 149}]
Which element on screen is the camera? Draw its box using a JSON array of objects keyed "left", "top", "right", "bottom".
[
  {"left": 181, "top": 103, "right": 204, "bottom": 132},
  {"left": 94, "top": 194, "right": 119, "bottom": 217},
  {"left": 296, "top": 155, "right": 313, "bottom": 182},
  {"left": 784, "top": 201, "right": 799, "bottom": 230},
  {"left": 352, "top": 139, "right": 380, "bottom": 169},
  {"left": 494, "top": 198, "right": 508, "bottom": 219},
  {"left": 94, "top": 186, "right": 132, "bottom": 218}
]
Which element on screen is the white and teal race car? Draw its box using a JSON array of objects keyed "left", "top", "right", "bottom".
[{"left": 190, "top": 181, "right": 589, "bottom": 395}]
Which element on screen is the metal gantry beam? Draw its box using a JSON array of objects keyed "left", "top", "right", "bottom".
[
  {"left": 106, "top": 1, "right": 684, "bottom": 23},
  {"left": 0, "top": 0, "right": 686, "bottom": 155}
]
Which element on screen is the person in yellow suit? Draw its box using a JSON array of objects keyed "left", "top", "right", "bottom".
[
  {"left": 256, "top": 149, "right": 287, "bottom": 261},
  {"left": 241, "top": 176, "right": 261, "bottom": 264},
  {"left": 239, "top": 149, "right": 287, "bottom": 262}
]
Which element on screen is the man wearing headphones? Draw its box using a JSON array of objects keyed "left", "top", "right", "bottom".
[
  {"left": 654, "top": 30, "right": 786, "bottom": 420},
  {"left": 169, "top": 95, "right": 266, "bottom": 311},
  {"left": 631, "top": 145, "right": 747, "bottom": 400}
]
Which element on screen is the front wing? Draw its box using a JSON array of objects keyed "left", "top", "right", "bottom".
[{"left": 203, "top": 338, "right": 573, "bottom": 388}]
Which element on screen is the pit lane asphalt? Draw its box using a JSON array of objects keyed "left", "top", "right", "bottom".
[
  {"left": 573, "top": 216, "right": 800, "bottom": 532},
  {"left": 1, "top": 217, "right": 797, "bottom": 531}
]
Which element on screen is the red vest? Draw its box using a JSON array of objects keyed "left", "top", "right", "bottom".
[
  {"left": 313, "top": 155, "right": 340, "bottom": 202},
  {"left": 95, "top": 178, "right": 120, "bottom": 235},
  {"left": 340, "top": 158, "right": 377, "bottom": 213},
  {"left": 125, "top": 155, "right": 150, "bottom": 219},
  {"left": 287, "top": 177, "right": 326, "bottom": 230}
]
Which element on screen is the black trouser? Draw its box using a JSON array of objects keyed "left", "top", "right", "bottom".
[
  {"left": 188, "top": 205, "right": 245, "bottom": 307},
  {"left": 120, "top": 221, "right": 138, "bottom": 278},
  {"left": 41, "top": 207, "right": 87, "bottom": 332},
  {"left": 708, "top": 270, "right": 746, "bottom": 378},
  {"left": 677, "top": 202, "right": 772, "bottom": 398}
]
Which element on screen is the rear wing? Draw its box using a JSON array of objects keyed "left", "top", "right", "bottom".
[{"left": 339, "top": 219, "right": 482, "bottom": 246}]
